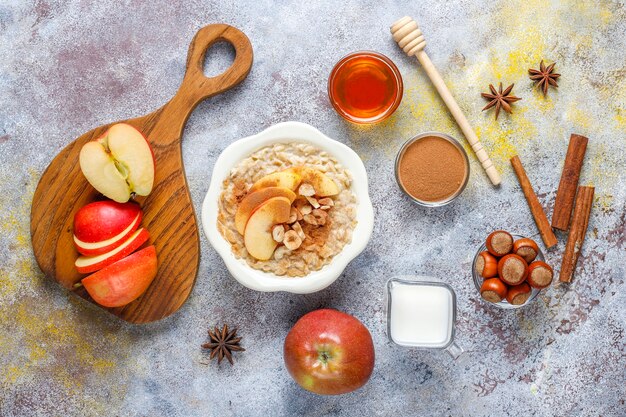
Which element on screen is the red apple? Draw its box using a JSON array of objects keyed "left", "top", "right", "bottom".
[
  {"left": 82, "top": 245, "right": 158, "bottom": 307},
  {"left": 284, "top": 309, "right": 375, "bottom": 395},
  {"left": 79, "top": 123, "right": 155, "bottom": 203},
  {"left": 73, "top": 200, "right": 143, "bottom": 256},
  {"left": 74, "top": 228, "right": 150, "bottom": 274}
]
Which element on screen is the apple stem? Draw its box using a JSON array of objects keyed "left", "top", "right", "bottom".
[{"left": 73, "top": 283, "right": 83, "bottom": 290}]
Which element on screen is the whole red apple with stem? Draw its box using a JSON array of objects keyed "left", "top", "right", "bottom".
[{"left": 284, "top": 309, "right": 375, "bottom": 395}]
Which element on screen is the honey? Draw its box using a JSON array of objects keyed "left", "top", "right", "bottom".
[{"left": 328, "top": 51, "right": 403, "bottom": 124}]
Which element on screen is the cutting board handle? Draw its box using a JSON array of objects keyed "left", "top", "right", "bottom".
[
  {"left": 153, "top": 24, "right": 253, "bottom": 145},
  {"left": 182, "top": 24, "right": 254, "bottom": 103}
]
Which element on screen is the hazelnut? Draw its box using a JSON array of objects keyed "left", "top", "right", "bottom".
[
  {"left": 272, "top": 225, "right": 285, "bottom": 243},
  {"left": 303, "top": 214, "right": 318, "bottom": 226},
  {"left": 486, "top": 230, "right": 514, "bottom": 257},
  {"left": 288, "top": 208, "right": 298, "bottom": 224},
  {"left": 305, "top": 196, "right": 320, "bottom": 209},
  {"left": 291, "top": 221, "right": 306, "bottom": 240},
  {"left": 513, "top": 238, "right": 539, "bottom": 263},
  {"left": 526, "top": 261, "right": 554, "bottom": 289},
  {"left": 283, "top": 230, "right": 302, "bottom": 250},
  {"left": 506, "top": 282, "right": 531, "bottom": 305},
  {"left": 476, "top": 251, "right": 498, "bottom": 278},
  {"left": 274, "top": 246, "right": 290, "bottom": 260},
  {"left": 318, "top": 197, "right": 334, "bottom": 207},
  {"left": 298, "top": 183, "right": 315, "bottom": 197},
  {"left": 498, "top": 254, "right": 528, "bottom": 285},
  {"left": 312, "top": 209, "right": 328, "bottom": 226},
  {"left": 480, "top": 278, "right": 508, "bottom": 303}
]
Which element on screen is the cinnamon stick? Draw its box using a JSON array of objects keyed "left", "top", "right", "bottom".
[
  {"left": 510, "top": 155, "right": 558, "bottom": 249},
  {"left": 552, "top": 134, "right": 588, "bottom": 230},
  {"left": 560, "top": 186, "right": 594, "bottom": 283}
]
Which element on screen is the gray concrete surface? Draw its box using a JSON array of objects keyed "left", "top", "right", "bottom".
[{"left": 0, "top": 0, "right": 624, "bottom": 416}]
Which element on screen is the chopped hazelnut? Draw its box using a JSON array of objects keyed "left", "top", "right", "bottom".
[
  {"left": 274, "top": 246, "right": 290, "bottom": 260},
  {"left": 318, "top": 197, "right": 334, "bottom": 207},
  {"left": 312, "top": 209, "right": 328, "bottom": 226},
  {"left": 283, "top": 230, "right": 303, "bottom": 250},
  {"left": 288, "top": 208, "right": 298, "bottom": 224},
  {"left": 305, "top": 196, "right": 320, "bottom": 209},
  {"left": 303, "top": 214, "right": 318, "bottom": 226},
  {"left": 292, "top": 222, "right": 306, "bottom": 240},
  {"left": 272, "top": 225, "right": 285, "bottom": 243},
  {"left": 298, "top": 183, "right": 316, "bottom": 197},
  {"left": 294, "top": 199, "right": 312, "bottom": 215}
]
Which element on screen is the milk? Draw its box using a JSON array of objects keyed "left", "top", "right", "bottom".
[{"left": 388, "top": 281, "right": 454, "bottom": 348}]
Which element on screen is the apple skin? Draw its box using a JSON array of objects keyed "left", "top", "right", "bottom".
[
  {"left": 75, "top": 228, "right": 150, "bottom": 274},
  {"left": 284, "top": 309, "right": 375, "bottom": 395},
  {"left": 235, "top": 186, "right": 297, "bottom": 235},
  {"left": 82, "top": 245, "right": 157, "bottom": 307},
  {"left": 74, "top": 213, "right": 141, "bottom": 256},
  {"left": 74, "top": 200, "right": 142, "bottom": 242},
  {"left": 73, "top": 200, "right": 143, "bottom": 255}
]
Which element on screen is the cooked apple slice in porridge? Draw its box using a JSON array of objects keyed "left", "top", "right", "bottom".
[
  {"left": 284, "top": 166, "right": 339, "bottom": 197},
  {"left": 249, "top": 171, "right": 302, "bottom": 193},
  {"left": 244, "top": 197, "right": 291, "bottom": 260},
  {"left": 235, "top": 187, "right": 297, "bottom": 235}
]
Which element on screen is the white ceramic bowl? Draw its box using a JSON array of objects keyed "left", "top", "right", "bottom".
[{"left": 201, "top": 121, "right": 374, "bottom": 293}]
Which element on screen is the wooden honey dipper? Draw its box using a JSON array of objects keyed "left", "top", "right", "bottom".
[{"left": 390, "top": 16, "right": 501, "bottom": 186}]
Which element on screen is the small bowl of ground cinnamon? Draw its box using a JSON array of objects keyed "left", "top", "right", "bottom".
[{"left": 395, "top": 132, "right": 470, "bottom": 207}]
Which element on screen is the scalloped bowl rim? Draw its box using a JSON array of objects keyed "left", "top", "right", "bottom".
[{"left": 201, "top": 121, "right": 374, "bottom": 293}]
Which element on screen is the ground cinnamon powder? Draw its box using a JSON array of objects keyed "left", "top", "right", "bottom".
[{"left": 398, "top": 136, "right": 467, "bottom": 202}]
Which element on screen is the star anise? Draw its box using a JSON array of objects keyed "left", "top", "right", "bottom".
[
  {"left": 528, "top": 60, "right": 560, "bottom": 96},
  {"left": 481, "top": 82, "right": 522, "bottom": 120},
  {"left": 202, "top": 324, "right": 245, "bottom": 365}
]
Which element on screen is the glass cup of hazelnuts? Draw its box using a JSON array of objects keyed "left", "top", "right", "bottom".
[{"left": 472, "top": 231, "right": 554, "bottom": 309}]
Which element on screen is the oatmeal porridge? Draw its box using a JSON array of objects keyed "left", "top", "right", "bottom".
[{"left": 217, "top": 142, "right": 358, "bottom": 277}]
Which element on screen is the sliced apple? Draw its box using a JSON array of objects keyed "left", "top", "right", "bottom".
[
  {"left": 244, "top": 197, "right": 291, "bottom": 261},
  {"left": 73, "top": 200, "right": 143, "bottom": 256},
  {"left": 74, "top": 213, "right": 141, "bottom": 256},
  {"left": 284, "top": 166, "right": 339, "bottom": 197},
  {"left": 249, "top": 171, "right": 302, "bottom": 193},
  {"left": 75, "top": 228, "right": 150, "bottom": 274},
  {"left": 235, "top": 187, "right": 297, "bottom": 235},
  {"left": 79, "top": 123, "right": 155, "bottom": 203},
  {"left": 82, "top": 245, "right": 158, "bottom": 308}
]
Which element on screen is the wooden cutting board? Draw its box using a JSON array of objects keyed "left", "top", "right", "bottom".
[{"left": 30, "top": 24, "right": 253, "bottom": 323}]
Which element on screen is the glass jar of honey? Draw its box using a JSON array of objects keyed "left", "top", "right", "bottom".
[{"left": 328, "top": 51, "right": 403, "bottom": 124}]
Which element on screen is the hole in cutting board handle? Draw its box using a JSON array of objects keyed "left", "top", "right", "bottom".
[{"left": 202, "top": 41, "right": 236, "bottom": 78}]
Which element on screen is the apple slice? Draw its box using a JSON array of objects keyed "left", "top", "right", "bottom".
[
  {"left": 79, "top": 123, "right": 155, "bottom": 203},
  {"left": 249, "top": 171, "right": 302, "bottom": 193},
  {"left": 73, "top": 200, "right": 143, "bottom": 256},
  {"left": 75, "top": 228, "right": 150, "bottom": 274},
  {"left": 82, "top": 245, "right": 158, "bottom": 308},
  {"left": 285, "top": 167, "right": 339, "bottom": 197},
  {"left": 244, "top": 197, "right": 291, "bottom": 261},
  {"left": 74, "top": 213, "right": 141, "bottom": 256},
  {"left": 235, "top": 187, "right": 297, "bottom": 235}
]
